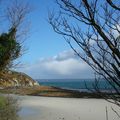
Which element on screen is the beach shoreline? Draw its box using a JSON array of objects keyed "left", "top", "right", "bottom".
[
  {"left": 19, "top": 95, "right": 120, "bottom": 120},
  {"left": 1, "top": 86, "right": 120, "bottom": 120}
]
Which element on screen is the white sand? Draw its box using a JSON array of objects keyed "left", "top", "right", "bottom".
[{"left": 19, "top": 96, "right": 120, "bottom": 120}]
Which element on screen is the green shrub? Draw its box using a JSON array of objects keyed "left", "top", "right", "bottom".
[
  {"left": 0, "top": 28, "right": 21, "bottom": 71},
  {"left": 0, "top": 95, "right": 20, "bottom": 120}
]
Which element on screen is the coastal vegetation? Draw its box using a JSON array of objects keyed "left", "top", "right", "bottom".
[
  {"left": 0, "top": 0, "right": 31, "bottom": 71},
  {"left": 0, "top": 1, "right": 32, "bottom": 120},
  {"left": 0, "top": 28, "right": 20, "bottom": 71},
  {"left": 0, "top": 95, "right": 19, "bottom": 120},
  {"left": 0, "top": 85, "right": 115, "bottom": 99}
]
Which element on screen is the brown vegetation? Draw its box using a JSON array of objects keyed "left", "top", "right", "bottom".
[{"left": 0, "top": 85, "right": 110, "bottom": 98}]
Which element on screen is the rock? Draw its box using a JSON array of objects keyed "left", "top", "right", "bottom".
[{"left": 0, "top": 70, "right": 39, "bottom": 88}]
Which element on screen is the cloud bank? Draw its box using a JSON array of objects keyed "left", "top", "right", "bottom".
[{"left": 18, "top": 50, "right": 94, "bottom": 79}]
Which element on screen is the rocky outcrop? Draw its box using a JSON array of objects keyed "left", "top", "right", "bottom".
[{"left": 0, "top": 70, "right": 39, "bottom": 88}]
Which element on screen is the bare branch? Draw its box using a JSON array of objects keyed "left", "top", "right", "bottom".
[{"left": 49, "top": 0, "right": 120, "bottom": 106}]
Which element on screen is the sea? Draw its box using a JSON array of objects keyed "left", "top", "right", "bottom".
[{"left": 37, "top": 79, "right": 113, "bottom": 92}]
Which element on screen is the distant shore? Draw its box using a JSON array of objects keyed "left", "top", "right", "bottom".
[{"left": 0, "top": 85, "right": 112, "bottom": 98}]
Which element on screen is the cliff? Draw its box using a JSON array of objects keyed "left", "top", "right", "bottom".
[{"left": 0, "top": 70, "right": 39, "bottom": 88}]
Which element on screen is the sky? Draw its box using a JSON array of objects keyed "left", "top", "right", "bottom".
[{"left": 2, "top": 0, "right": 94, "bottom": 79}]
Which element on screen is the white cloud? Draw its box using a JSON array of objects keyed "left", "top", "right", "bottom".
[{"left": 17, "top": 50, "right": 94, "bottom": 79}]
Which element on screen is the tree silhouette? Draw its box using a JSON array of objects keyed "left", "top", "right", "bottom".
[{"left": 49, "top": 0, "right": 120, "bottom": 106}]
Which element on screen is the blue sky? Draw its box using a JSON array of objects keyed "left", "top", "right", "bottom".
[
  {"left": 20, "top": 0, "right": 70, "bottom": 63},
  {"left": 2, "top": 0, "right": 94, "bottom": 79}
]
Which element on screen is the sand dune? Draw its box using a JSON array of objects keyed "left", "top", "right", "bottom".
[{"left": 19, "top": 96, "right": 120, "bottom": 120}]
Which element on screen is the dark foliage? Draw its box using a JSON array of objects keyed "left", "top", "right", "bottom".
[{"left": 0, "top": 28, "right": 21, "bottom": 70}]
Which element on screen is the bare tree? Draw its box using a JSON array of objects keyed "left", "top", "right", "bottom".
[
  {"left": 6, "top": 0, "right": 31, "bottom": 39},
  {"left": 106, "top": 0, "right": 120, "bottom": 11},
  {"left": 0, "top": 0, "right": 31, "bottom": 70},
  {"left": 49, "top": 0, "right": 120, "bottom": 106}
]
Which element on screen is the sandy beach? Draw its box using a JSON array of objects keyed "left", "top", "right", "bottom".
[{"left": 19, "top": 96, "right": 120, "bottom": 120}]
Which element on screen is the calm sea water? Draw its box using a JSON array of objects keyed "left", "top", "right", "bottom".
[{"left": 38, "top": 79, "right": 113, "bottom": 92}]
